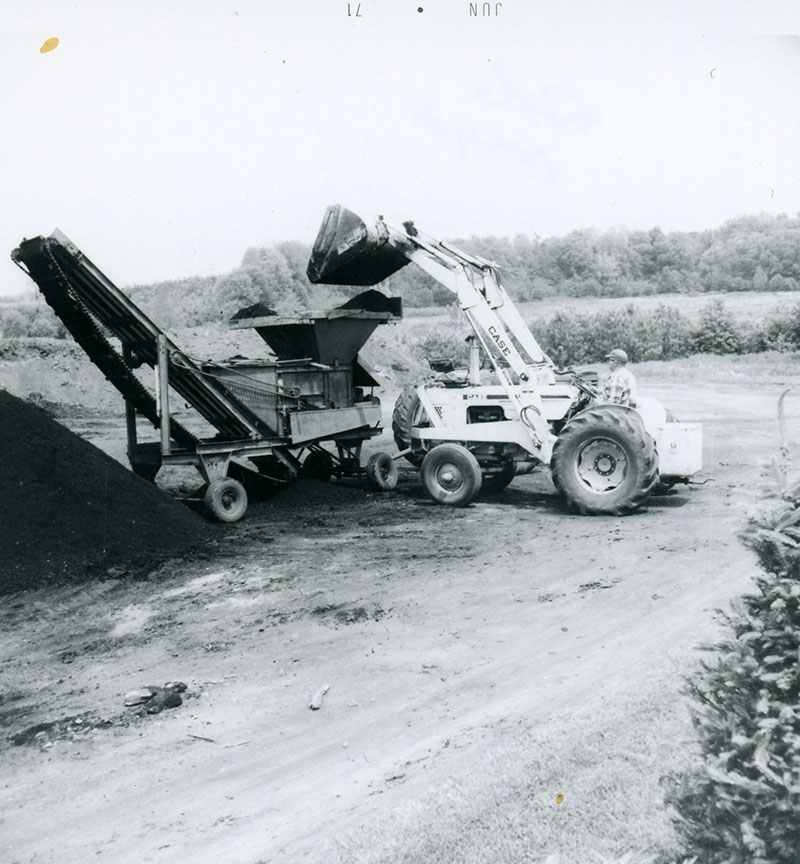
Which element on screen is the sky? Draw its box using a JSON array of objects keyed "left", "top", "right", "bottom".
[{"left": 2, "top": 1, "right": 800, "bottom": 295}]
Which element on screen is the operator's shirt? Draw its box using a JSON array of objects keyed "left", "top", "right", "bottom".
[{"left": 602, "top": 367, "right": 638, "bottom": 407}]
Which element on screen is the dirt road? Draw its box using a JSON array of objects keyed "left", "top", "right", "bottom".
[{"left": 1, "top": 376, "right": 796, "bottom": 863}]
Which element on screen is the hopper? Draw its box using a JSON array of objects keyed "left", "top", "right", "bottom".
[
  {"left": 231, "top": 293, "right": 399, "bottom": 367},
  {"left": 242, "top": 313, "right": 388, "bottom": 365}
]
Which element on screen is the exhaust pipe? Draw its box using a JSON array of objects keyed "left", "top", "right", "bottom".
[{"left": 307, "top": 204, "right": 409, "bottom": 286}]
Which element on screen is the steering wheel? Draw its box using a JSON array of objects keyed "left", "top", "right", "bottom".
[{"left": 571, "top": 375, "right": 599, "bottom": 398}]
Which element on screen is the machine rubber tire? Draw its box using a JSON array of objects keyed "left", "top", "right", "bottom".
[
  {"left": 391, "top": 386, "right": 426, "bottom": 466},
  {"left": 421, "top": 444, "right": 482, "bottom": 507},
  {"left": 205, "top": 477, "right": 248, "bottom": 523},
  {"left": 365, "top": 452, "right": 399, "bottom": 491},
  {"left": 551, "top": 406, "right": 658, "bottom": 515},
  {"left": 482, "top": 460, "right": 516, "bottom": 492},
  {"left": 302, "top": 450, "right": 334, "bottom": 482}
]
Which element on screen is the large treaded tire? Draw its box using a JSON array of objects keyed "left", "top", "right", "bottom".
[
  {"left": 551, "top": 406, "right": 658, "bottom": 515},
  {"left": 391, "top": 386, "right": 426, "bottom": 466}
]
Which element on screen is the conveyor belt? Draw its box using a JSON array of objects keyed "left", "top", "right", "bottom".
[{"left": 11, "top": 232, "right": 276, "bottom": 441}]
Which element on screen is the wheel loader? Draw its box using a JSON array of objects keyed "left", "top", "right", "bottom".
[{"left": 307, "top": 205, "right": 703, "bottom": 514}]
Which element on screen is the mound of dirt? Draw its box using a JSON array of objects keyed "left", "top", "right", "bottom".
[{"left": 0, "top": 389, "right": 207, "bottom": 593}]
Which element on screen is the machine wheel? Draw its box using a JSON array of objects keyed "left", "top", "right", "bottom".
[
  {"left": 551, "top": 406, "right": 658, "bottom": 515},
  {"left": 365, "top": 452, "right": 399, "bottom": 491},
  {"left": 421, "top": 444, "right": 482, "bottom": 507},
  {"left": 302, "top": 449, "right": 334, "bottom": 482},
  {"left": 204, "top": 477, "right": 248, "bottom": 523},
  {"left": 482, "top": 460, "right": 516, "bottom": 492},
  {"left": 392, "top": 386, "right": 426, "bottom": 466}
]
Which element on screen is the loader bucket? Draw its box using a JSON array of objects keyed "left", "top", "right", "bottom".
[{"left": 307, "top": 204, "right": 409, "bottom": 286}]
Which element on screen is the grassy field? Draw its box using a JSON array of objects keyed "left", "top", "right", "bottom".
[
  {"left": 406, "top": 290, "right": 795, "bottom": 326},
  {"left": 636, "top": 350, "right": 800, "bottom": 386}
]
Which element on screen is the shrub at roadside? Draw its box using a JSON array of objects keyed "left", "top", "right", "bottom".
[
  {"left": 663, "top": 462, "right": 800, "bottom": 863},
  {"left": 689, "top": 298, "right": 747, "bottom": 355},
  {"left": 758, "top": 303, "right": 800, "bottom": 353},
  {"left": 530, "top": 305, "right": 693, "bottom": 365},
  {"left": 527, "top": 299, "right": 784, "bottom": 366}
]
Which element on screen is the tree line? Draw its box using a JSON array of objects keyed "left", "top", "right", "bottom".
[
  {"left": 3, "top": 212, "right": 799, "bottom": 335},
  {"left": 124, "top": 211, "right": 800, "bottom": 326}
]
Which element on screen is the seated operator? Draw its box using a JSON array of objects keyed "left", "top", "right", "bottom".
[{"left": 601, "top": 348, "right": 637, "bottom": 407}]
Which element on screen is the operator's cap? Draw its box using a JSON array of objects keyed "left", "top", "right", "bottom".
[{"left": 605, "top": 348, "right": 628, "bottom": 363}]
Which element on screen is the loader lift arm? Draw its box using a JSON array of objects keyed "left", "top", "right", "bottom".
[{"left": 307, "top": 205, "right": 556, "bottom": 457}]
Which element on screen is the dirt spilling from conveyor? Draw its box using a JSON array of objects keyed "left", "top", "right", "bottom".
[{"left": 0, "top": 389, "right": 208, "bottom": 593}]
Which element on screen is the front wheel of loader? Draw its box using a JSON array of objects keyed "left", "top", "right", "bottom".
[
  {"left": 365, "top": 452, "right": 399, "bottom": 491},
  {"left": 205, "top": 477, "right": 248, "bottom": 523},
  {"left": 421, "top": 444, "right": 482, "bottom": 507},
  {"left": 551, "top": 406, "right": 658, "bottom": 515},
  {"left": 392, "top": 386, "right": 427, "bottom": 466}
]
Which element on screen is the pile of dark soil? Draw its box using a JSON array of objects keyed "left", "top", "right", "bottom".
[{"left": 0, "top": 390, "right": 207, "bottom": 593}]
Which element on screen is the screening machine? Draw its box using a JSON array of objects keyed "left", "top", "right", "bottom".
[{"left": 11, "top": 231, "right": 400, "bottom": 521}]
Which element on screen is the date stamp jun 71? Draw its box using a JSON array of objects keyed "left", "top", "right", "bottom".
[{"left": 346, "top": 3, "right": 503, "bottom": 17}]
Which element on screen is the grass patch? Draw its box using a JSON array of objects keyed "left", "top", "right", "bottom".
[
  {"left": 405, "top": 292, "right": 793, "bottom": 326},
  {"left": 325, "top": 671, "right": 697, "bottom": 864},
  {"left": 636, "top": 352, "right": 800, "bottom": 387}
]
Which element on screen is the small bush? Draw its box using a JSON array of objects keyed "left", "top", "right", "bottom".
[
  {"left": 759, "top": 303, "right": 800, "bottom": 352},
  {"left": 414, "top": 327, "right": 471, "bottom": 366},
  {"left": 663, "top": 456, "right": 800, "bottom": 863},
  {"left": 689, "top": 299, "right": 745, "bottom": 355}
]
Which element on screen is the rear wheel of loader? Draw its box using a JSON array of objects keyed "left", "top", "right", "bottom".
[
  {"left": 482, "top": 460, "right": 516, "bottom": 492},
  {"left": 421, "top": 444, "right": 482, "bottom": 507},
  {"left": 551, "top": 406, "right": 658, "bottom": 515},
  {"left": 365, "top": 452, "right": 399, "bottom": 491},
  {"left": 205, "top": 477, "right": 248, "bottom": 523},
  {"left": 392, "top": 386, "right": 427, "bottom": 466}
]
